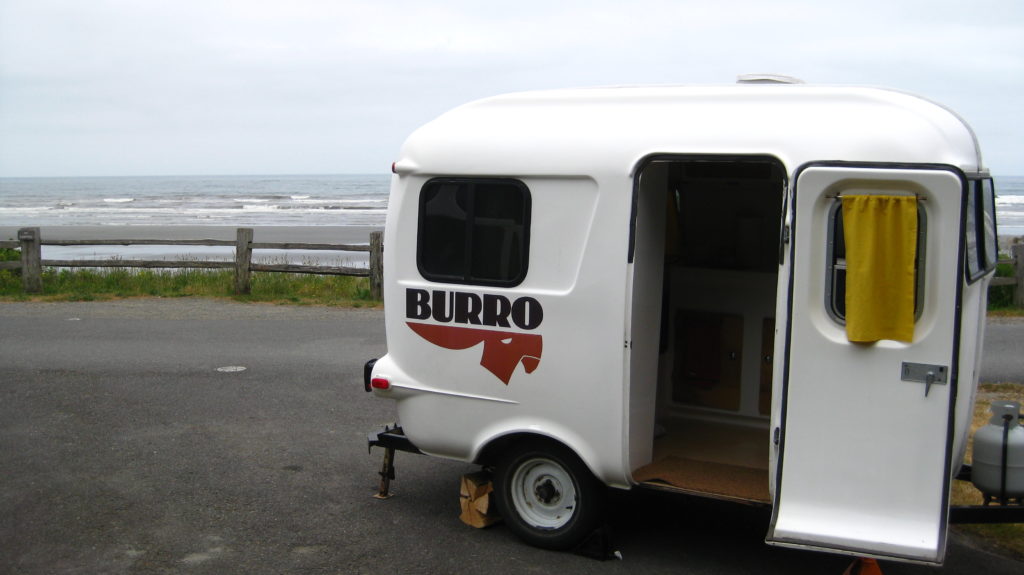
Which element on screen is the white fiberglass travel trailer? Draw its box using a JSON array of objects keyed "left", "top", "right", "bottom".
[{"left": 364, "top": 79, "right": 1008, "bottom": 565}]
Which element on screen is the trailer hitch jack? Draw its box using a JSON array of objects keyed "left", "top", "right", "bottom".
[
  {"left": 375, "top": 447, "right": 396, "bottom": 499},
  {"left": 367, "top": 425, "right": 422, "bottom": 499}
]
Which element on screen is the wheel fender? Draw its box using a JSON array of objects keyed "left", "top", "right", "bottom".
[{"left": 469, "top": 419, "right": 628, "bottom": 488}]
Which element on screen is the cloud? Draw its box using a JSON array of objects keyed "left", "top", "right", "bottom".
[{"left": 0, "top": 0, "right": 1021, "bottom": 176}]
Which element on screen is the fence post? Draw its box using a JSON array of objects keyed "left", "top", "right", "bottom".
[
  {"left": 18, "top": 227, "right": 42, "bottom": 293},
  {"left": 1014, "top": 243, "right": 1024, "bottom": 308},
  {"left": 235, "top": 228, "right": 253, "bottom": 295},
  {"left": 369, "top": 231, "right": 383, "bottom": 301}
]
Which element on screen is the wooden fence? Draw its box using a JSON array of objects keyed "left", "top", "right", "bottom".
[
  {"left": 0, "top": 227, "right": 383, "bottom": 300},
  {"left": 1, "top": 228, "right": 1022, "bottom": 307}
]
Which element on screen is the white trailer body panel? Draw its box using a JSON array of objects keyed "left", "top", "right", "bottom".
[{"left": 370, "top": 83, "right": 993, "bottom": 564}]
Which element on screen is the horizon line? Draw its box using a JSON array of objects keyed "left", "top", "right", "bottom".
[
  {"left": 2, "top": 171, "right": 1023, "bottom": 180},
  {"left": 0, "top": 172, "right": 390, "bottom": 180}
]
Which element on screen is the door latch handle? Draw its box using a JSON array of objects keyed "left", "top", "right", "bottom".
[{"left": 901, "top": 362, "right": 948, "bottom": 397}]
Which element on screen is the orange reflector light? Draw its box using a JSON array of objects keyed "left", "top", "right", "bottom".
[{"left": 371, "top": 377, "right": 390, "bottom": 390}]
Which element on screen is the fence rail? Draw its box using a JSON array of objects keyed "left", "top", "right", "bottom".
[
  {"left": 2, "top": 227, "right": 383, "bottom": 300},
  {"left": 2, "top": 228, "right": 1021, "bottom": 307}
]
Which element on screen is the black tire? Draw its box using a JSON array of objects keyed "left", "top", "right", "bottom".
[{"left": 492, "top": 439, "right": 605, "bottom": 550}]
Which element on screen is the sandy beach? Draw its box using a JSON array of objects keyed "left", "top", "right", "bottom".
[{"left": 0, "top": 225, "right": 383, "bottom": 266}]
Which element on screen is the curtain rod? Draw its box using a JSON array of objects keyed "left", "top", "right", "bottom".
[{"left": 828, "top": 194, "right": 926, "bottom": 201}]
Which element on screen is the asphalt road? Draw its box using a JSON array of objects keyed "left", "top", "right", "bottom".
[
  {"left": 980, "top": 316, "right": 1024, "bottom": 383},
  {"left": 0, "top": 300, "right": 1021, "bottom": 575}
]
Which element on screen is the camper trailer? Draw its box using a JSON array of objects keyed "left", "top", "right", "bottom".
[{"left": 363, "top": 79, "right": 1005, "bottom": 565}]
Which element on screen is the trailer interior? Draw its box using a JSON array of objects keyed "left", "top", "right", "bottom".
[{"left": 632, "top": 158, "right": 786, "bottom": 504}]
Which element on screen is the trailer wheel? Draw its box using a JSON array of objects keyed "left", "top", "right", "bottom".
[{"left": 493, "top": 439, "right": 604, "bottom": 550}]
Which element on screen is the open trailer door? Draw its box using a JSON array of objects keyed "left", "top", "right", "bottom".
[{"left": 767, "top": 164, "right": 966, "bottom": 564}]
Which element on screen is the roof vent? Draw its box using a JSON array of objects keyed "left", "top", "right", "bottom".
[{"left": 737, "top": 74, "right": 805, "bottom": 85}]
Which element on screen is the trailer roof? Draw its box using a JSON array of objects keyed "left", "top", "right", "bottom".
[{"left": 396, "top": 84, "right": 983, "bottom": 178}]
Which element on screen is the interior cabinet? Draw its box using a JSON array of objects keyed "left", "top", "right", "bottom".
[{"left": 672, "top": 311, "right": 743, "bottom": 411}]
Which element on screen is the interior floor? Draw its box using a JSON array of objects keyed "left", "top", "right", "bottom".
[
  {"left": 632, "top": 419, "right": 771, "bottom": 503},
  {"left": 654, "top": 418, "right": 768, "bottom": 469}
]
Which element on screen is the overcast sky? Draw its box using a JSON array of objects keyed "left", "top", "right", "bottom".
[{"left": 1, "top": 0, "right": 1021, "bottom": 177}]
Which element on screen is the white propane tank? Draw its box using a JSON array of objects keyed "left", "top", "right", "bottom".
[{"left": 971, "top": 401, "right": 1024, "bottom": 502}]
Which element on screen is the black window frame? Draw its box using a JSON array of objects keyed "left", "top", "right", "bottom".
[
  {"left": 416, "top": 177, "right": 532, "bottom": 287},
  {"left": 965, "top": 177, "right": 998, "bottom": 284}
]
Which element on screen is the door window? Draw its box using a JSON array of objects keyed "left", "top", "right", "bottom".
[{"left": 826, "top": 197, "right": 926, "bottom": 323}]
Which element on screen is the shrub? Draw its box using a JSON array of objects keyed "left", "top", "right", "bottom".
[{"left": 987, "top": 261, "right": 1016, "bottom": 309}]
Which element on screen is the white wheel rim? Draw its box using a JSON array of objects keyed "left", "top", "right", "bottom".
[{"left": 510, "top": 457, "right": 577, "bottom": 529}]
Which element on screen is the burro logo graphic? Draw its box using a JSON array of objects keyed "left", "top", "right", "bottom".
[{"left": 406, "top": 288, "right": 543, "bottom": 385}]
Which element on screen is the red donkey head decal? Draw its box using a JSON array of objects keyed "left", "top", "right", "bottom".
[{"left": 407, "top": 323, "right": 542, "bottom": 385}]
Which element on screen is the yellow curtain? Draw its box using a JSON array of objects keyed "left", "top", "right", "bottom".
[{"left": 842, "top": 195, "right": 918, "bottom": 343}]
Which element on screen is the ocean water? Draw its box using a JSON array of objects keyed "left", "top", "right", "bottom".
[
  {"left": 998, "top": 176, "right": 1024, "bottom": 236},
  {"left": 0, "top": 173, "right": 1022, "bottom": 233},
  {"left": 0, "top": 174, "right": 389, "bottom": 228}
]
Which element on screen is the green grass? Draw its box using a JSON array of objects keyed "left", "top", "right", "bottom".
[
  {"left": 9, "top": 246, "right": 1017, "bottom": 312},
  {"left": 0, "top": 247, "right": 18, "bottom": 263},
  {"left": 987, "top": 261, "right": 1018, "bottom": 311},
  {"left": 0, "top": 249, "right": 378, "bottom": 307}
]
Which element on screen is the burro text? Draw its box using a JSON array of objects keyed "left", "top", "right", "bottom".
[{"left": 406, "top": 288, "right": 543, "bottom": 330}]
